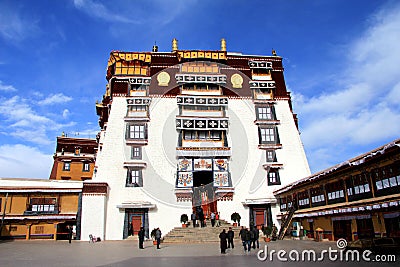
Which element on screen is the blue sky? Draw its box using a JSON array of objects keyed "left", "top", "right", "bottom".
[{"left": 0, "top": 0, "right": 399, "bottom": 178}]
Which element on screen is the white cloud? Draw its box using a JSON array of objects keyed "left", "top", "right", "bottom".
[
  {"left": 294, "top": 3, "right": 400, "bottom": 172},
  {"left": 0, "top": 144, "right": 53, "bottom": 179},
  {"left": 39, "top": 93, "right": 73, "bottom": 106},
  {"left": 0, "top": 3, "right": 39, "bottom": 42},
  {"left": 0, "top": 95, "right": 76, "bottom": 145},
  {"left": 73, "top": 0, "right": 196, "bottom": 26},
  {"left": 62, "top": 109, "right": 70, "bottom": 119},
  {"left": 0, "top": 80, "right": 17, "bottom": 92}
]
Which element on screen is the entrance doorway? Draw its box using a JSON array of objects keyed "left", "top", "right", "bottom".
[
  {"left": 333, "top": 220, "right": 352, "bottom": 241},
  {"left": 131, "top": 215, "right": 142, "bottom": 236},
  {"left": 192, "top": 171, "right": 216, "bottom": 219},
  {"left": 123, "top": 209, "right": 148, "bottom": 239},
  {"left": 356, "top": 218, "right": 374, "bottom": 239}
]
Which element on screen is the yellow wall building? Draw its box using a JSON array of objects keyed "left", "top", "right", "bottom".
[{"left": 0, "top": 179, "right": 82, "bottom": 240}]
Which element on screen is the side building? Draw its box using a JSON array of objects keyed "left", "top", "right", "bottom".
[
  {"left": 49, "top": 134, "right": 97, "bottom": 181},
  {"left": 81, "top": 39, "right": 311, "bottom": 241},
  {"left": 274, "top": 138, "right": 400, "bottom": 241},
  {"left": 0, "top": 179, "right": 83, "bottom": 240}
]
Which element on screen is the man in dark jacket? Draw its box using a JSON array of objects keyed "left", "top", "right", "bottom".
[
  {"left": 138, "top": 227, "right": 145, "bottom": 249},
  {"left": 251, "top": 227, "right": 259, "bottom": 249},
  {"left": 219, "top": 229, "right": 228, "bottom": 254},
  {"left": 227, "top": 227, "right": 234, "bottom": 249},
  {"left": 244, "top": 228, "right": 252, "bottom": 253},
  {"left": 155, "top": 228, "right": 162, "bottom": 249}
]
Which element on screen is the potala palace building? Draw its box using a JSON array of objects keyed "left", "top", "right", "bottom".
[{"left": 80, "top": 39, "right": 311, "bottom": 240}]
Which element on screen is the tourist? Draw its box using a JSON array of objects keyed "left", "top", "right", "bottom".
[
  {"left": 216, "top": 212, "right": 220, "bottom": 227},
  {"left": 138, "top": 227, "right": 145, "bottom": 249},
  {"left": 211, "top": 212, "right": 216, "bottom": 227},
  {"left": 244, "top": 228, "right": 252, "bottom": 253},
  {"left": 219, "top": 229, "right": 228, "bottom": 254},
  {"left": 227, "top": 227, "right": 234, "bottom": 249},
  {"left": 155, "top": 228, "right": 162, "bottom": 249},
  {"left": 67, "top": 225, "right": 73, "bottom": 244},
  {"left": 251, "top": 227, "right": 259, "bottom": 249},
  {"left": 191, "top": 212, "right": 196, "bottom": 228}
]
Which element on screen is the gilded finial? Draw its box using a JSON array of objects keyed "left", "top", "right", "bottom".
[
  {"left": 61, "top": 131, "right": 65, "bottom": 137},
  {"left": 272, "top": 49, "right": 277, "bottom": 56},
  {"left": 172, "top": 38, "right": 178, "bottom": 51},
  {"left": 221, "top": 38, "right": 226, "bottom": 51},
  {"left": 152, "top": 41, "right": 158, "bottom": 52}
]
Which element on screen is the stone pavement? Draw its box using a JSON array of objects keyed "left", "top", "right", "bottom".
[{"left": 0, "top": 239, "right": 397, "bottom": 267}]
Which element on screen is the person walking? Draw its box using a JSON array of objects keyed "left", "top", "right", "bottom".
[
  {"left": 155, "top": 228, "right": 162, "bottom": 249},
  {"left": 227, "top": 227, "right": 234, "bottom": 249},
  {"left": 239, "top": 226, "right": 246, "bottom": 253},
  {"left": 219, "top": 229, "right": 228, "bottom": 254},
  {"left": 67, "top": 225, "right": 73, "bottom": 244},
  {"left": 251, "top": 227, "right": 259, "bottom": 249},
  {"left": 210, "top": 212, "right": 216, "bottom": 227},
  {"left": 138, "top": 227, "right": 145, "bottom": 249},
  {"left": 191, "top": 212, "right": 197, "bottom": 228},
  {"left": 244, "top": 227, "right": 252, "bottom": 253}
]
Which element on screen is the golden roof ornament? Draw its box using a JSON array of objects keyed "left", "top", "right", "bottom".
[
  {"left": 272, "top": 49, "right": 277, "bottom": 56},
  {"left": 221, "top": 38, "right": 226, "bottom": 51},
  {"left": 172, "top": 38, "right": 178, "bottom": 51}
]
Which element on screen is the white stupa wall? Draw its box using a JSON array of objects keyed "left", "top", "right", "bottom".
[{"left": 85, "top": 94, "right": 310, "bottom": 239}]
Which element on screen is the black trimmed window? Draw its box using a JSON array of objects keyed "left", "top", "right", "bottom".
[
  {"left": 256, "top": 105, "right": 276, "bottom": 120},
  {"left": 298, "top": 190, "right": 310, "bottom": 208},
  {"left": 266, "top": 150, "right": 277, "bottom": 162},
  {"left": 280, "top": 197, "right": 287, "bottom": 211},
  {"left": 267, "top": 169, "right": 281, "bottom": 185},
  {"left": 126, "top": 124, "right": 147, "bottom": 139},
  {"left": 259, "top": 126, "right": 280, "bottom": 144},
  {"left": 326, "top": 180, "right": 345, "bottom": 204},
  {"left": 63, "top": 162, "right": 71, "bottom": 171},
  {"left": 183, "top": 130, "right": 222, "bottom": 141},
  {"left": 126, "top": 168, "right": 143, "bottom": 187},
  {"left": 82, "top": 162, "right": 90, "bottom": 172},
  {"left": 127, "top": 105, "right": 147, "bottom": 116},
  {"left": 131, "top": 146, "right": 142, "bottom": 159},
  {"left": 373, "top": 164, "right": 400, "bottom": 196},
  {"left": 26, "top": 198, "right": 58, "bottom": 214},
  {"left": 310, "top": 186, "right": 326, "bottom": 207}
]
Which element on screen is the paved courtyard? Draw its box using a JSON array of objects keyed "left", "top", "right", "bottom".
[{"left": 0, "top": 239, "right": 397, "bottom": 267}]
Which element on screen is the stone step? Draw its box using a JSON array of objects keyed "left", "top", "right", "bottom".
[{"left": 163, "top": 219, "right": 246, "bottom": 243}]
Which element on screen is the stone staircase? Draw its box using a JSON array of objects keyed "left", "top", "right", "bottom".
[{"left": 163, "top": 219, "right": 242, "bottom": 243}]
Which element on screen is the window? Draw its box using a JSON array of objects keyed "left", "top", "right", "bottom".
[
  {"left": 373, "top": 165, "right": 400, "bottom": 191},
  {"left": 126, "top": 169, "right": 143, "bottom": 187},
  {"left": 183, "top": 130, "right": 222, "bottom": 141},
  {"left": 131, "top": 147, "right": 142, "bottom": 159},
  {"left": 29, "top": 198, "right": 57, "bottom": 213},
  {"left": 352, "top": 173, "right": 371, "bottom": 195},
  {"left": 74, "top": 147, "right": 80, "bottom": 156},
  {"left": 266, "top": 150, "right": 277, "bottom": 162},
  {"left": 184, "top": 130, "right": 196, "bottom": 140},
  {"left": 326, "top": 181, "right": 345, "bottom": 203},
  {"left": 260, "top": 128, "right": 275, "bottom": 142},
  {"left": 267, "top": 169, "right": 281, "bottom": 185},
  {"left": 63, "top": 162, "right": 70, "bottom": 171},
  {"left": 127, "top": 124, "right": 146, "bottom": 139},
  {"left": 82, "top": 163, "right": 90, "bottom": 172},
  {"left": 310, "top": 186, "right": 325, "bottom": 205},
  {"left": 257, "top": 106, "right": 273, "bottom": 120},
  {"left": 280, "top": 197, "right": 287, "bottom": 211},
  {"left": 298, "top": 190, "right": 310, "bottom": 207}
]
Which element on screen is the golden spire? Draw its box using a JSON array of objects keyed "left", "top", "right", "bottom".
[
  {"left": 172, "top": 38, "right": 178, "bottom": 51},
  {"left": 221, "top": 38, "right": 227, "bottom": 51},
  {"left": 272, "top": 49, "right": 277, "bottom": 56}
]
